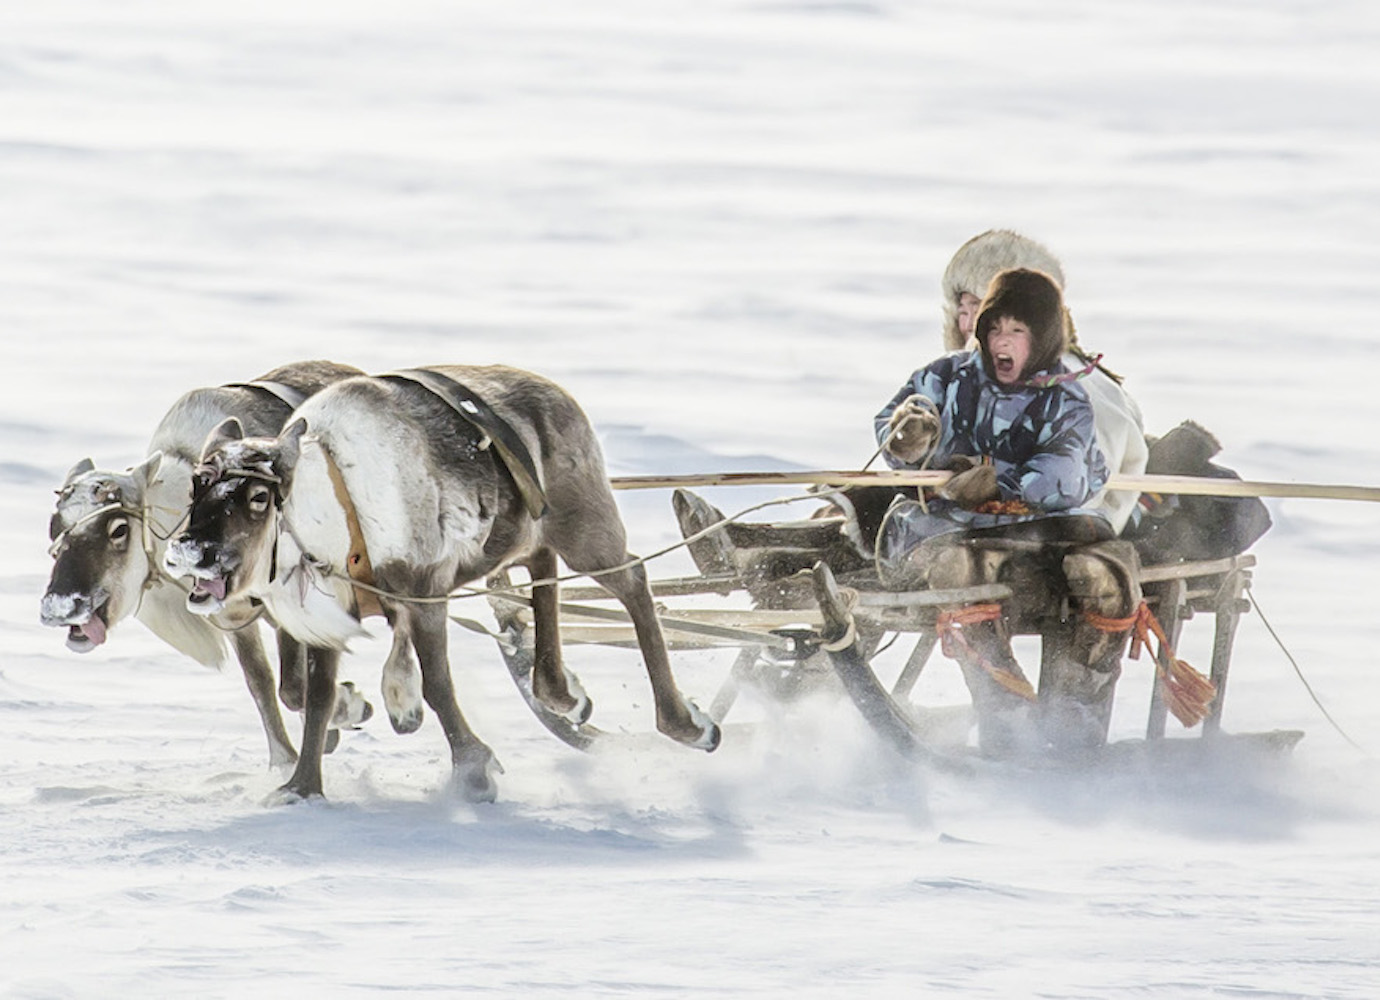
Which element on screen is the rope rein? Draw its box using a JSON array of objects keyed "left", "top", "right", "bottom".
[
  {"left": 47, "top": 501, "right": 134, "bottom": 558},
  {"left": 1246, "top": 591, "right": 1368, "bottom": 754},
  {"left": 272, "top": 488, "right": 847, "bottom": 608},
  {"left": 48, "top": 493, "right": 190, "bottom": 604},
  {"left": 183, "top": 433, "right": 1344, "bottom": 748}
]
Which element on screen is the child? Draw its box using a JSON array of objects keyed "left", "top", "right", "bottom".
[{"left": 875, "top": 267, "right": 1137, "bottom": 754}]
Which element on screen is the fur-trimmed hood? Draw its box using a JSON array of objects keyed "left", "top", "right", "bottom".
[
  {"left": 974, "top": 268, "right": 1067, "bottom": 383},
  {"left": 941, "top": 229, "right": 1065, "bottom": 351}
]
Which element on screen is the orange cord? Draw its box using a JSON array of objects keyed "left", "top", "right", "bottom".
[
  {"left": 935, "top": 604, "right": 1038, "bottom": 702},
  {"left": 1084, "top": 602, "right": 1217, "bottom": 727}
]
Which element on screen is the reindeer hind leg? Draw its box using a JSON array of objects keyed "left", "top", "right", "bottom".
[
  {"left": 527, "top": 546, "right": 591, "bottom": 724},
  {"left": 569, "top": 552, "right": 718, "bottom": 752}
]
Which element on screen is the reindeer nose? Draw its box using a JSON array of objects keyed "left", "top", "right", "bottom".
[{"left": 40, "top": 591, "right": 91, "bottom": 626}]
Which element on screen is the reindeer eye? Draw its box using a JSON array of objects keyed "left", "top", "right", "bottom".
[
  {"left": 108, "top": 518, "right": 130, "bottom": 546},
  {"left": 247, "top": 483, "right": 272, "bottom": 514}
]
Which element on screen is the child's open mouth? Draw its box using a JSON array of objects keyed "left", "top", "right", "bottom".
[{"left": 994, "top": 352, "right": 1016, "bottom": 378}]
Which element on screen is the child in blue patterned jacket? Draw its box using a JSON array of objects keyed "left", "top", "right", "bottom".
[{"left": 874, "top": 267, "right": 1135, "bottom": 754}]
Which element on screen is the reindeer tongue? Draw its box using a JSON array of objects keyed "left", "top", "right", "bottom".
[
  {"left": 78, "top": 616, "right": 107, "bottom": 646},
  {"left": 195, "top": 575, "right": 228, "bottom": 601}
]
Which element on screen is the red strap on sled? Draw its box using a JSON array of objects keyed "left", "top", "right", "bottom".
[
  {"left": 1084, "top": 602, "right": 1217, "bottom": 727},
  {"left": 936, "top": 604, "right": 1038, "bottom": 702}
]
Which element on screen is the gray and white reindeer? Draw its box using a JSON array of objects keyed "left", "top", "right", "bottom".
[
  {"left": 41, "top": 361, "right": 372, "bottom": 767},
  {"left": 164, "top": 364, "right": 719, "bottom": 803}
]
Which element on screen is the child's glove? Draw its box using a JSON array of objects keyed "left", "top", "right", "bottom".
[
  {"left": 940, "top": 463, "right": 1000, "bottom": 508},
  {"left": 883, "top": 395, "right": 940, "bottom": 464}
]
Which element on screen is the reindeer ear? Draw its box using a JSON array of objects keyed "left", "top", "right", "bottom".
[
  {"left": 201, "top": 417, "right": 244, "bottom": 461},
  {"left": 276, "top": 418, "right": 307, "bottom": 478},
  {"left": 63, "top": 458, "right": 95, "bottom": 488},
  {"left": 129, "top": 451, "right": 163, "bottom": 496}
]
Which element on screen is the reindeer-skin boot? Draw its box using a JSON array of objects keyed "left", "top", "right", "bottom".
[
  {"left": 928, "top": 543, "right": 1038, "bottom": 756},
  {"left": 1039, "top": 541, "right": 1142, "bottom": 752}
]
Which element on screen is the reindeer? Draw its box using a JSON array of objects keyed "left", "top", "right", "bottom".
[
  {"left": 40, "top": 361, "right": 372, "bottom": 767},
  {"left": 164, "top": 365, "right": 720, "bottom": 803}
]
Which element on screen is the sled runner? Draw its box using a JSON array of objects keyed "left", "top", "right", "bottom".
[{"left": 485, "top": 483, "right": 1302, "bottom": 768}]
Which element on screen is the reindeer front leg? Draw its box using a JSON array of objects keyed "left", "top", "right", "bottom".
[
  {"left": 406, "top": 602, "right": 500, "bottom": 802},
  {"left": 380, "top": 610, "right": 425, "bottom": 735},
  {"left": 277, "top": 630, "right": 307, "bottom": 711},
  {"left": 274, "top": 645, "right": 339, "bottom": 802},
  {"left": 230, "top": 627, "right": 297, "bottom": 767}
]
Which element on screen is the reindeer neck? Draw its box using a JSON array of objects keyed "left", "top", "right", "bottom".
[{"left": 265, "top": 441, "right": 371, "bottom": 650}]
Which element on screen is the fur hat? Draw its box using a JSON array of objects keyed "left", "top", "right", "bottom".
[
  {"left": 941, "top": 229, "right": 1065, "bottom": 351},
  {"left": 974, "top": 268, "right": 1067, "bottom": 382}
]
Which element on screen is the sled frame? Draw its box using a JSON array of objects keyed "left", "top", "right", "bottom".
[{"left": 483, "top": 489, "right": 1292, "bottom": 760}]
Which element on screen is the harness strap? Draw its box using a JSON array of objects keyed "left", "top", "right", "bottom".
[
  {"left": 317, "top": 444, "right": 384, "bottom": 620},
  {"left": 380, "top": 369, "right": 548, "bottom": 520},
  {"left": 935, "top": 603, "right": 1038, "bottom": 702},
  {"left": 1084, "top": 601, "right": 1217, "bottom": 727},
  {"left": 221, "top": 379, "right": 310, "bottom": 411}
]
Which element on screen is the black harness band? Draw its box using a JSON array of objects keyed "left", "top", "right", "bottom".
[
  {"left": 380, "top": 369, "right": 549, "bottom": 520},
  {"left": 222, "top": 380, "right": 310, "bottom": 412}
]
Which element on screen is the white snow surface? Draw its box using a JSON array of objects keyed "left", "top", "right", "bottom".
[{"left": 4, "top": 2, "right": 1380, "bottom": 997}]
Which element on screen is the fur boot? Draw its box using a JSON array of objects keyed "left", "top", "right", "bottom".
[
  {"left": 1038, "top": 541, "right": 1142, "bottom": 751},
  {"left": 928, "top": 541, "right": 1039, "bottom": 756}
]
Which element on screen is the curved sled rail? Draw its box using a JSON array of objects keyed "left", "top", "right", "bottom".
[{"left": 810, "top": 561, "right": 978, "bottom": 776}]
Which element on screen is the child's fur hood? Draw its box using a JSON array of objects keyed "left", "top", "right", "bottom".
[
  {"left": 941, "top": 229, "right": 1065, "bottom": 351},
  {"left": 974, "top": 268, "right": 1067, "bottom": 382}
]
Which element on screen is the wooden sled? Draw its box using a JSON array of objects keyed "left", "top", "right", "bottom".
[{"left": 484, "top": 487, "right": 1301, "bottom": 767}]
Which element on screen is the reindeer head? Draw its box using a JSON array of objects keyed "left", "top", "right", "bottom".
[
  {"left": 164, "top": 417, "right": 306, "bottom": 615},
  {"left": 41, "top": 453, "right": 163, "bottom": 651}
]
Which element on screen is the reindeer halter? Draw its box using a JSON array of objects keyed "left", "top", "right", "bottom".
[{"left": 48, "top": 479, "right": 174, "bottom": 609}]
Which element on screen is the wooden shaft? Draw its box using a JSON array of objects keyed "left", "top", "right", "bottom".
[{"left": 608, "top": 469, "right": 1380, "bottom": 503}]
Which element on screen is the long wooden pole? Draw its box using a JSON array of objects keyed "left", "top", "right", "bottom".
[{"left": 608, "top": 469, "right": 1380, "bottom": 503}]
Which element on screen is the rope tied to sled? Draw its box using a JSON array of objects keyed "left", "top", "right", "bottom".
[
  {"left": 935, "top": 603, "right": 1038, "bottom": 702},
  {"left": 1084, "top": 601, "right": 1217, "bottom": 727}
]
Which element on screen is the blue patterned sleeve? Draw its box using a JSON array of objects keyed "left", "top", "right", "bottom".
[
  {"left": 995, "top": 388, "right": 1108, "bottom": 509},
  {"left": 874, "top": 361, "right": 951, "bottom": 470}
]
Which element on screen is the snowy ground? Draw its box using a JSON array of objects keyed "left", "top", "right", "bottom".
[{"left": 3, "top": 2, "right": 1380, "bottom": 997}]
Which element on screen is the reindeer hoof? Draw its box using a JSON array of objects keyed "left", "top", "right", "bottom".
[
  {"left": 382, "top": 669, "right": 424, "bottom": 735},
  {"left": 332, "top": 681, "right": 374, "bottom": 730},
  {"left": 690, "top": 718, "right": 722, "bottom": 752},
  {"left": 549, "top": 689, "right": 593, "bottom": 726},
  {"left": 267, "top": 744, "right": 298, "bottom": 769},
  {"left": 265, "top": 783, "right": 324, "bottom": 807},
  {"left": 452, "top": 747, "right": 503, "bottom": 804},
  {"left": 324, "top": 728, "right": 341, "bottom": 754},
  {"left": 662, "top": 700, "right": 721, "bottom": 752},
  {"left": 533, "top": 668, "right": 592, "bottom": 725},
  {"left": 573, "top": 694, "right": 594, "bottom": 726}
]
